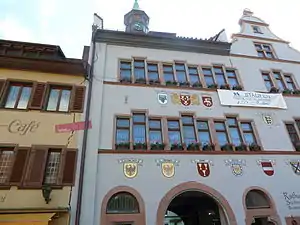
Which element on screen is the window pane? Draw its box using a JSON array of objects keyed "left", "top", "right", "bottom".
[
  {"left": 244, "top": 133, "right": 255, "bottom": 144},
  {"left": 202, "top": 68, "right": 212, "bottom": 75},
  {"left": 47, "top": 89, "right": 60, "bottom": 111},
  {"left": 134, "top": 61, "right": 144, "bottom": 67},
  {"left": 182, "top": 116, "right": 193, "bottom": 124},
  {"left": 214, "top": 68, "right": 223, "bottom": 74},
  {"left": 164, "top": 74, "right": 174, "bottom": 82},
  {"left": 183, "top": 126, "right": 196, "bottom": 144},
  {"left": 175, "top": 64, "right": 185, "bottom": 71},
  {"left": 214, "top": 122, "right": 225, "bottom": 130},
  {"left": 120, "top": 62, "right": 131, "bottom": 69},
  {"left": 0, "top": 151, "right": 14, "bottom": 183},
  {"left": 148, "top": 72, "right": 159, "bottom": 80},
  {"left": 258, "top": 52, "right": 264, "bottom": 57},
  {"left": 120, "top": 70, "right": 131, "bottom": 79},
  {"left": 116, "top": 129, "right": 130, "bottom": 143},
  {"left": 188, "top": 67, "right": 198, "bottom": 75},
  {"left": 204, "top": 76, "right": 214, "bottom": 85},
  {"left": 198, "top": 132, "right": 211, "bottom": 145},
  {"left": 5, "top": 86, "right": 20, "bottom": 108},
  {"left": 197, "top": 121, "right": 209, "bottom": 130},
  {"left": 17, "top": 87, "right": 32, "bottom": 109},
  {"left": 44, "top": 151, "right": 61, "bottom": 184},
  {"left": 216, "top": 132, "right": 228, "bottom": 146},
  {"left": 133, "top": 114, "right": 145, "bottom": 123},
  {"left": 265, "top": 81, "right": 272, "bottom": 90},
  {"left": 163, "top": 65, "right": 173, "bottom": 72},
  {"left": 168, "top": 131, "right": 181, "bottom": 144},
  {"left": 227, "top": 118, "right": 237, "bottom": 126},
  {"left": 168, "top": 121, "right": 180, "bottom": 129},
  {"left": 189, "top": 75, "right": 199, "bottom": 84},
  {"left": 241, "top": 123, "right": 252, "bottom": 131},
  {"left": 215, "top": 75, "right": 226, "bottom": 85},
  {"left": 149, "top": 120, "right": 161, "bottom": 129},
  {"left": 134, "top": 68, "right": 145, "bottom": 79},
  {"left": 149, "top": 130, "right": 162, "bottom": 143},
  {"left": 117, "top": 119, "right": 130, "bottom": 127},
  {"left": 133, "top": 125, "right": 146, "bottom": 143},
  {"left": 58, "top": 90, "right": 71, "bottom": 112},
  {"left": 266, "top": 52, "right": 274, "bottom": 58},
  {"left": 148, "top": 64, "right": 158, "bottom": 71},
  {"left": 228, "top": 78, "right": 238, "bottom": 86},
  {"left": 176, "top": 71, "right": 186, "bottom": 82},
  {"left": 229, "top": 128, "right": 242, "bottom": 145}
]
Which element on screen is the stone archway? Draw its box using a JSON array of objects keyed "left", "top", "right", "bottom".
[
  {"left": 243, "top": 186, "right": 281, "bottom": 225},
  {"left": 156, "top": 181, "right": 237, "bottom": 225}
]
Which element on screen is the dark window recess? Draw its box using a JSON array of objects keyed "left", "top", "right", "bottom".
[
  {"left": 62, "top": 149, "right": 77, "bottom": 185},
  {"left": 106, "top": 192, "right": 140, "bottom": 214},
  {"left": 28, "top": 83, "right": 47, "bottom": 109}
]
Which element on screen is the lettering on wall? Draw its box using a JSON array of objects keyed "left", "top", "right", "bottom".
[
  {"left": 0, "top": 194, "right": 7, "bottom": 203},
  {"left": 283, "top": 192, "right": 300, "bottom": 210},
  {"left": 0, "top": 119, "right": 40, "bottom": 136}
]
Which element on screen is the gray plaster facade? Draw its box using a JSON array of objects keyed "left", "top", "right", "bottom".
[{"left": 71, "top": 8, "right": 300, "bottom": 225}]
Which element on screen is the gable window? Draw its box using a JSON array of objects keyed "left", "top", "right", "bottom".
[
  {"left": 163, "top": 65, "right": 175, "bottom": 82},
  {"left": 120, "top": 61, "right": 132, "bottom": 81},
  {"left": 254, "top": 43, "right": 275, "bottom": 59},
  {"left": 46, "top": 86, "right": 71, "bottom": 112},
  {"left": 181, "top": 116, "right": 196, "bottom": 144},
  {"left": 175, "top": 63, "right": 187, "bottom": 83},
  {"left": 252, "top": 26, "right": 263, "bottom": 34},
  {"left": 147, "top": 63, "right": 159, "bottom": 82},
  {"left": 188, "top": 66, "right": 200, "bottom": 85},
  {"left": 133, "top": 60, "right": 145, "bottom": 82},
  {"left": 0, "top": 149, "right": 14, "bottom": 184},
  {"left": 262, "top": 71, "right": 298, "bottom": 91},
  {"left": 273, "top": 72, "right": 285, "bottom": 90},
  {"left": 284, "top": 74, "right": 296, "bottom": 90},
  {"left": 4, "top": 82, "right": 32, "bottom": 109}
]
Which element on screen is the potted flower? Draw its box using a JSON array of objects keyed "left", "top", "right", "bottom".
[
  {"left": 202, "top": 142, "right": 215, "bottom": 151},
  {"left": 165, "top": 81, "right": 178, "bottom": 86},
  {"left": 235, "top": 143, "right": 248, "bottom": 151},
  {"left": 249, "top": 143, "right": 261, "bottom": 151},
  {"left": 192, "top": 82, "right": 203, "bottom": 88},
  {"left": 232, "top": 85, "right": 243, "bottom": 90},
  {"left": 135, "top": 78, "right": 146, "bottom": 84},
  {"left": 120, "top": 77, "right": 131, "bottom": 83},
  {"left": 221, "top": 143, "right": 234, "bottom": 151},
  {"left": 133, "top": 142, "right": 147, "bottom": 150},
  {"left": 293, "top": 89, "right": 300, "bottom": 95},
  {"left": 207, "top": 84, "right": 218, "bottom": 89},
  {"left": 219, "top": 84, "right": 231, "bottom": 90},
  {"left": 187, "top": 142, "right": 201, "bottom": 151},
  {"left": 115, "top": 142, "right": 130, "bottom": 150},
  {"left": 149, "top": 79, "right": 160, "bottom": 85},
  {"left": 170, "top": 142, "right": 184, "bottom": 150},
  {"left": 269, "top": 86, "right": 279, "bottom": 93},
  {"left": 179, "top": 81, "right": 190, "bottom": 87},
  {"left": 282, "top": 89, "right": 293, "bottom": 94},
  {"left": 150, "top": 142, "right": 165, "bottom": 150}
]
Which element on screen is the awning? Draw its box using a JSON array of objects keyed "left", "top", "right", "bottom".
[{"left": 0, "top": 213, "right": 55, "bottom": 225}]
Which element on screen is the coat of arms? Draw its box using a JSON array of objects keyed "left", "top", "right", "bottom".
[
  {"left": 192, "top": 159, "right": 213, "bottom": 177},
  {"left": 157, "top": 92, "right": 168, "bottom": 105},
  {"left": 286, "top": 160, "right": 300, "bottom": 175},
  {"left": 118, "top": 158, "right": 143, "bottom": 179},
  {"left": 225, "top": 159, "right": 246, "bottom": 176},
  {"left": 202, "top": 96, "right": 213, "bottom": 107},
  {"left": 262, "top": 114, "right": 273, "bottom": 125},
  {"left": 156, "top": 159, "right": 179, "bottom": 178},
  {"left": 171, "top": 93, "right": 200, "bottom": 106},
  {"left": 257, "top": 159, "right": 275, "bottom": 176}
]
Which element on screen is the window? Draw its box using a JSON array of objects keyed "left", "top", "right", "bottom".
[
  {"left": 241, "top": 122, "right": 257, "bottom": 144},
  {"left": 120, "top": 61, "right": 132, "bottom": 81},
  {"left": 252, "top": 26, "right": 263, "bottom": 34},
  {"left": 214, "top": 67, "right": 226, "bottom": 86},
  {"left": 149, "top": 119, "right": 163, "bottom": 144},
  {"left": 115, "top": 118, "right": 130, "bottom": 146},
  {"left": 262, "top": 72, "right": 273, "bottom": 91},
  {"left": 133, "top": 60, "right": 145, "bottom": 81},
  {"left": 132, "top": 113, "right": 146, "bottom": 144},
  {"left": 0, "top": 149, "right": 14, "bottom": 184},
  {"left": 163, "top": 65, "right": 175, "bottom": 82},
  {"left": 214, "top": 121, "right": 229, "bottom": 146},
  {"left": 167, "top": 120, "right": 182, "bottom": 145},
  {"left": 44, "top": 150, "right": 61, "bottom": 184},
  {"left": 4, "top": 83, "right": 32, "bottom": 109},
  {"left": 147, "top": 63, "right": 159, "bottom": 82},
  {"left": 202, "top": 68, "right": 215, "bottom": 86},
  {"left": 273, "top": 72, "right": 285, "bottom": 90},
  {"left": 285, "top": 123, "right": 299, "bottom": 148},
  {"left": 254, "top": 43, "right": 275, "bottom": 59},
  {"left": 226, "top": 70, "right": 239, "bottom": 87},
  {"left": 181, "top": 116, "right": 196, "bottom": 144},
  {"left": 284, "top": 74, "right": 296, "bottom": 90},
  {"left": 196, "top": 121, "right": 212, "bottom": 145},
  {"left": 188, "top": 66, "right": 200, "bottom": 84},
  {"left": 227, "top": 117, "right": 242, "bottom": 146},
  {"left": 107, "top": 192, "right": 139, "bottom": 214},
  {"left": 175, "top": 63, "right": 187, "bottom": 83},
  {"left": 246, "top": 190, "right": 270, "bottom": 209},
  {"left": 46, "top": 86, "right": 71, "bottom": 112}
]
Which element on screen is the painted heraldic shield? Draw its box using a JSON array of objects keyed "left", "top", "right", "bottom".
[
  {"left": 231, "top": 163, "right": 243, "bottom": 176},
  {"left": 157, "top": 93, "right": 168, "bottom": 104},
  {"left": 197, "top": 163, "right": 210, "bottom": 177},
  {"left": 290, "top": 161, "right": 300, "bottom": 175},
  {"left": 180, "top": 94, "right": 191, "bottom": 106},
  {"left": 261, "top": 161, "right": 274, "bottom": 176},
  {"left": 202, "top": 96, "right": 213, "bottom": 107},
  {"left": 123, "top": 162, "right": 138, "bottom": 178},
  {"left": 161, "top": 162, "right": 175, "bottom": 178}
]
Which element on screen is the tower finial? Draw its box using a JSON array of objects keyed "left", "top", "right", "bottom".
[{"left": 133, "top": 0, "right": 140, "bottom": 10}]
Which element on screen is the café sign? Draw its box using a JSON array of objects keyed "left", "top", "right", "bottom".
[
  {"left": 217, "top": 89, "right": 287, "bottom": 109},
  {"left": 0, "top": 119, "right": 40, "bottom": 136}
]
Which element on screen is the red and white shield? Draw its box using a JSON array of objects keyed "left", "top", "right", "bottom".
[
  {"left": 202, "top": 96, "right": 213, "bottom": 107},
  {"left": 261, "top": 161, "right": 274, "bottom": 176},
  {"left": 180, "top": 94, "right": 191, "bottom": 106},
  {"left": 197, "top": 163, "right": 210, "bottom": 177}
]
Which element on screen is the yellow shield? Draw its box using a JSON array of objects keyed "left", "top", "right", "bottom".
[
  {"left": 123, "top": 162, "right": 138, "bottom": 178},
  {"left": 161, "top": 162, "right": 175, "bottom": 178},
  {"left": 231, "top": 164, "right": 243, "bottom": 176}
]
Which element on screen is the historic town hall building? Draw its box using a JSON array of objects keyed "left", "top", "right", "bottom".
[{"left": 71, "top": 2, "right": 300, "bottom": 225}]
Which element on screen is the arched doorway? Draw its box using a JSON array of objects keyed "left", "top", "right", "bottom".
[
  {"left": 157, "top": 182, "right": 237, "bottom": 225},
  {"left": 243, "top": 187, "right": 281, "bottom": 225},
  {"left": 100, "top": 186, "right": 146, "bottom": 225}
]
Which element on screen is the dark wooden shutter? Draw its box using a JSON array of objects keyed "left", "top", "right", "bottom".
[
  {"left": 0, "top": 80, "right": 7, "bottom": 105},
  {"left": 70, "top": 86, "right": 86, "bottom": 113},
  {"left": 23, "top": 147, "right": 48, "bottom": 187},
  {"left": 28, "top": 82, "right": 47, "bottom": 109},
  {"left": 61, "top": 149, "right": 77, "bottom": 185},
  {"left": 10, "top": 147, "right": 30, "bottom": 185}
]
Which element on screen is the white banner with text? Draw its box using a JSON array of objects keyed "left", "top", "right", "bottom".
[{"left": 217, "top": 90, "right": 287, "bottom": 109}]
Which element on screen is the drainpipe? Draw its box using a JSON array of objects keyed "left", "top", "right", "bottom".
[{"left": 75, "top": 24, "right": 98, "bottom": 225}]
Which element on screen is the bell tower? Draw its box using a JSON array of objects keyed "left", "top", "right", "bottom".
[{"left": 124, "top": 0, "right": 149, "bottom": 34}]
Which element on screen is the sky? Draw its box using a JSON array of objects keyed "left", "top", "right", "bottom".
[{"left": 0, "top": 0, "right": 299, "bottom": 59}]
